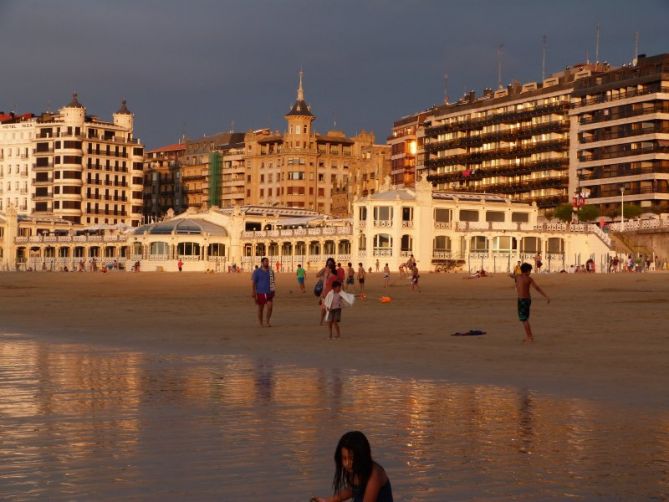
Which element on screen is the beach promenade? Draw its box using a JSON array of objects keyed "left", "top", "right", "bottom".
[{"left": 1, "top": 270, "right": 667, "bottom": 407}]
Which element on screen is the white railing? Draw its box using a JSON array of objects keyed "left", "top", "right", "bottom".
[
  {"left": 609, "top": 219, "right": 669, "bottom": 232},
  {"left": 402, "top": 221, "right": 413, "bottom": 228},
  {"left": 434, "top": 222, "right": 452, "bottom": 229},
  {"left": 400, "top": 250, "right": 412, "bottom": 257},
  {"left": 240, "top": 226, "right": 352, "bottom": 239},
  {"left": 432, "top": 251, "right": 452, "bottom": 259},
  {"left": 373, "top": 220, "right": 392, "bottom": 227},
  {"left": 373, "top": 248, "right": 392, "bottom": 256}
]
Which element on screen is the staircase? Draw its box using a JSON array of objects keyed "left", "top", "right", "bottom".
[{"left": 609, "top": 232, "right": 653, "bottom": 257}]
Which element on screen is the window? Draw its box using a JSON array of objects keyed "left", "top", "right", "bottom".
[
  {"left": 459, "top": 209, "right": 479, "bottom": 222},
  {"left": 358, "top": 233, "right": 366, "bottom": 251},
  {"left": 400, "top": 234, "right": 412, "bottom": 251},
  {"left": 402, "top": 207, "right": 413, "bottom": 221},
  {"left": 359, "top": 207, "right": 367, "bottom": 220},
  {"left": 177, "top": 242, "right": 200, "bottom": 256},
  {"left": 373, "top": 206, "right": 393, "bottom": 221},
  {"left": 492, "top": 236, "right": 517, "bottom": 252},
  {"left": 434, "top": 208, "right": 451, "bottom": 223},
  {"left": 511, "top": 212, "right": 529, "bottom": 223},
  {"left": 433, "top": 236, "right": 451, "bottom": 251},
  {"left": 470, "top": 236, "right": 488, "bottom": 252},
  {"left": 486, "top": 211, "right": 505, "bottom": 222}
]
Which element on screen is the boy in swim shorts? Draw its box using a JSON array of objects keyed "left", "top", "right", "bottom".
[{"left": 512, "top": 263, "right": 550, "bottom": 343}]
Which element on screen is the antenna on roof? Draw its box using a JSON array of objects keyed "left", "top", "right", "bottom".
[
  {"left": 633, "top": 31, "right": 640, "bottom": 64},
  {"left": 443, "top": 72, "right": 449, "bottom": 104},
  {"left": 595, "top": 23, "right": 600, "bottom": 63},
  {"left": 585, "top": 48, "right": 590, "bottom": 65},
  {"left": 230, "top": 120, "right": 235, "bottom": 132},
  {"left": 541, "top": 35, "right": 547, "bottom": 81},
  {"left": 497, "top": 44, "right": 504, "bottom": 89}
]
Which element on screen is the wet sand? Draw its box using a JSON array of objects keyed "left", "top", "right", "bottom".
[{"left": 1, "top": 270, "right": 668, "bottom": 407}]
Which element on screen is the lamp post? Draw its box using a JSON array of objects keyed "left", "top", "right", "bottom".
[{"left": 620, "top": 186, "right": 625, "bottom": 231}]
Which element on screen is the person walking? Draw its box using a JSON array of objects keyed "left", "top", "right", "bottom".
[
  {"left": 251, "top": 257, "right": 276, "bottom": 327},
  {"left": 178, "top": 258, "right": 184, "bottom": 272},
  {"left": 296, "top": 264, "right": 306, "bottom": 293}
]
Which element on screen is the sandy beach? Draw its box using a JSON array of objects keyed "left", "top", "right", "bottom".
[{"left": 1, "top": 270, "right": 668, "bottom": 408}]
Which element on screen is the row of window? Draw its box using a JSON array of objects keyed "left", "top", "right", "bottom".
[{"left": 358, "top": 206, "right": 530, "bottom": 224}]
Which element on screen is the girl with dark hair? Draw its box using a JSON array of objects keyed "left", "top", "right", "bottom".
[
  {"left": 313, "top": 431, "right": 393, "bottom": 502},
  {"left": 318, "top": 257, "right": 338, "bottom": 325}
]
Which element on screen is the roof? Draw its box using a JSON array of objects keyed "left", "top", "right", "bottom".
[
  {"left": 116, "top": 99, "right": 131, "bottom": 115},
  {"left": 286, "top": 99, "right": 314, "bottom": 117},
  {"left": 367, "top": 189, "right": 416, "bottom": 201},
  {"left": 215, "top": 205, "right": 322, "bottom": 218},
  {"left": 134, "top": 218, "right": 228, "bottom": 236},
  {"left": 66, "top": 93, "right": 85, "bottom": 109},
  {"left": 147, "top": 143, "right": 187, "bottom": 154}
]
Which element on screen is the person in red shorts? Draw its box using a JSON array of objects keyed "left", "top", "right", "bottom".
[{"left": 251, "top": 257, "right": 276, "bottom": 327}]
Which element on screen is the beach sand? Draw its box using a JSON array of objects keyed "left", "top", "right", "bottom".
[{"left": 1, "top": 270, "right": 667, "bottom": 407}]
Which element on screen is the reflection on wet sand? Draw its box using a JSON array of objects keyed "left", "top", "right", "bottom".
[{"left": 0, "top": 334, "right": 667, "bottom": 500}]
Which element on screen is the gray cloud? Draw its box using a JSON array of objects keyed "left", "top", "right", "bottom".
[{"left": 1, "top": 0, "right": 667, "bottom": 147}]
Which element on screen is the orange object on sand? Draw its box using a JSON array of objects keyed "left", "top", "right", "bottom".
[{"left": 379, "top": 296, "right": 392, "bottom": 303}]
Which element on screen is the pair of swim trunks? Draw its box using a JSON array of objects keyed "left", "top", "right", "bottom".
[
  {"left": 256, "top": 292, "right": 275, "bottom": 305},
  {"left": 517, "top": 298, "right": 531, "bottom": 321}
]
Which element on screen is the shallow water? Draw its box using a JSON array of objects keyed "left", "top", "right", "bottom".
[{"left": 0, "top": 334, "right": 667, "bottom": 501}]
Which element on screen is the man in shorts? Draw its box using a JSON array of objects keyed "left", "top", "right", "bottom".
[
  {"left": 512, "top": 263, "right": 550, "bottom": 343},
  {"left": 252, "top": 257, "right": 275, "bottom": 327},
  {"left": 296, "top": 264, "right": 306, "bottom": 293}
]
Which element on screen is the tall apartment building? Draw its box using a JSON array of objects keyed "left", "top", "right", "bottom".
[
  {"left": 179, "top": 132, "right": 245, "bottom": 211},
  {"left": 570, "top": 53, "right": 669, "bottom": 214},
  {"left": 388, "top": 109, "right": 433, "bottom": 186},
  {"left": 143, "top": 142, "right": 186, "bottom": 220},
  {"left": 420, "top": 64, "right": 609, "bottom": 213},
  {"left": 219, "top": 138, "right": 246, "bottom": 208},
  {"left": 24, "top": 95, "right": 144, "bottom": 226},
  {"left": 0, "top": 112, "right": 36, "bottom": 215},
  {"left": 244, "top": 73, "right": 390, "bottom": 215}
]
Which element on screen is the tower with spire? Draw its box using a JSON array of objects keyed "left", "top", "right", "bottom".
[{"left": 284, "top": 70, "right": 315, "bottom": 150}]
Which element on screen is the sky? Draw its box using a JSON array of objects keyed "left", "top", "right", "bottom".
[{"left": 1, "top": 0, "right": 667, "bottom": 149}]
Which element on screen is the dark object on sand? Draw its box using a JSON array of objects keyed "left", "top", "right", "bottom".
[{"left": 451, "top": 330, "right": 486, "bottom": 336}]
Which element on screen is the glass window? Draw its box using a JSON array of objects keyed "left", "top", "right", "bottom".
[
  {"left": 486, "top": 211, "right": 505, "bottom": 222},
  {"left": 459, "top": 210, "right": 479, "bottom": 222},
  {"left": 434, "top": 208, "right": 451, "bottom": 222}
]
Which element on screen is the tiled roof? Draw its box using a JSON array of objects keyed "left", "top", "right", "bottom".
[
  {"left": 286, "top": 99, "right": 314, "bottom": 117},
  {"left": 147, "top": 143, "right": 187, "bottom": 154}
]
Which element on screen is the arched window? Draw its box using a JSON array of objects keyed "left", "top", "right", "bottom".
[
  {"left": 469, "top": 236, "right": 488, "bottom": 252},
  {"left": 208, "top": 243, "right": 225, "bottom": 256},
  {"left": 433, "top": 236, "right": 451, "bottom": 251},
  {"left": 255, "top": 243, "right": 266, "bottom": 257},
  {"left": 373, "top": 233, "right": 393, "bottom": 256},
  {"left": 358, "top": 233, "right": 367, "bottom": 251},
  {"left": 324, "top": 240, "right": 335, "bottom": 255},
  {"left": 105, "top": 246, "right": 116, "bottom": 258},
  {"left": 309, "top": 241, "right": 320, "bottom": 256},
  {"left": 244, "top": 243, "right": 253, "bottom": 257},
  {"left": 58, "top": 247, "right": 70, "bottom": 258},
  {"left": 295, "top": 241, "right": 306, "bottom": 255},
  {"left": 281, "top": 242, "right": 292, "bottom": 256},
  {"left": 177, "top": 242, "right": 200, "bottom": 256},
  {"left": 520, "top": 237, "right": 541, "bottom": 253},
  {"left": 338, "top": 240, "right": 351, "bottom": 254},
  {"left": 401, "top": 234, "right": 412, "bottom": 252},
  {"left": 150, "top": 241, "right": 169, "bottom": 257},
  {"left": 492, "top": 236, "right": 517, "bottom": 252},
  {"left": 547, "top": 237, "right": 564, "bottom": 253}
]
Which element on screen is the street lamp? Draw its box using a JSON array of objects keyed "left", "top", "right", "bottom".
[{"left": 620, "top": 186, "right": 625, "bottom": 231}]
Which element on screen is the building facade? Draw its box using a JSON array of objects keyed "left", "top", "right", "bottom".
[
  {"left": 0, "top": 112, "right": 35, "bottom": 215},
  {"left": 243, "top": 73, "right": 390, "bottom": 216},
  {"left": 143, "top": 142, "right": 186, "bottom": 220},
  {"left": 570, "top": 53, "right": 669, "bottom": 214},
  {"left": 388, "top": 109, "right": 433, "bottom": 186},
  {"left": 26, "top": 95, "right": 145, "bottom": 226}
]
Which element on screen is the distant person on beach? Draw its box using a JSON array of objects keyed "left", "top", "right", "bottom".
[
  {"left": 336, "top": 262, "right": 346, "bottom": 283},
  {"left": 375, "top": 259, "right": 380, "bottom": 272},
  {"left": 346, "top": 262, "right": 355, "bottom": 290},
  {"left": 251, "top": 257, "right": 276, "bottom": 327},
  {"left": 534, "top": 253, "right": 543, "bottom": 272},
  {"left": 410, "top": 264, "right": 420, "bottom": 292},
  {"left": 383, "top": 263, "right": 390, "bottom": 287},
  {"left": 357, "top": 263, "right": 366, "bottom": 295},
  {"left": 511, "top": 263, "right": 550, "bottom": 343},
  {"left": 513, "top": 261, "right": 522, "bottom": 277},
  {"left": 313, "top": 430, "right": 393, "bottom": 502},
  {"left": 296, "top": 264, "right": 306, "bottom": 293},
  {"left": 178, "top": 259, "right": 183, "bottom": 272}
]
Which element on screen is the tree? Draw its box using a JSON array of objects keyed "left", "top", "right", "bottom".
[
  {"left": 622, "top": 203, "right": 642, "bottom": 219},
  {"left": 577, "top": 204, "right": 600, "bottom": 222},
  {"left": 554, "top": 203, "right": 573, "bottom": 223}
]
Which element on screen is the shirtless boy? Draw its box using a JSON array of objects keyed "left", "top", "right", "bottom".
[{"left": 511, "top": 263, "right": 550, "bottom": 343}]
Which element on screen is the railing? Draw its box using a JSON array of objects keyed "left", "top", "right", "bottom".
[
  {"left": 402, "top": 221, "right": 413, "bottom": 228},
  {"left": 432, "top": 251, "right": 452, "bottom": 259},
  {"left": 373, "top": 220, "right": 392, "bottom": 227},
  {"left": 573, "top": 85, "right": 669, "bottom": 108},
  {"left": 609, "top": 219, "right": 669, "bottom": 232},
  {"left": 15, "top": 234, "right": 128, "bottom": 244},
  {"left": 434, "top": 222, "right": 452, "bottom": 229},
  {"left": 373, "top": 248, "right": 392, "bottom": 256},
  {"left": 240, "top": 227, "right": 352, "bottom": 239}
]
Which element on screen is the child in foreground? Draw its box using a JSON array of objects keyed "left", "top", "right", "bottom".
[
  {"left": 323, "top": 281, "right": 355, "bottom": 339},
  {"left": 511, "top": 262, "right": 550, "bottom": 343},
  {"left": 313, "top": 431, "right": 393, "bottom": 502}
]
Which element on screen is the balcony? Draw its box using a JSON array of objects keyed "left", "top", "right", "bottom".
[{"left": 573, "top": 85, "right": 669, "bottom": 108}]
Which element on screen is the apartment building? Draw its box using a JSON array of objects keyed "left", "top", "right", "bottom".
[
  {"left": 388, "top": 109, "right": 433, "bottom": 186},
  {"left": 420, "top": 64, "right": 609, "bottom": 213},
  {"left": 179, "top": 132, "right": 245, "bottom": 211},
  {"left": 25, "top": 95, "right": 144, "bottom": 226},
  {"left": 143, "top": 142, "right": 186, "bottom": 220},
  {"left": 570, "top": 53, "right": 669, "bottom": 214},
  {"left": 244, "top": 73, "right": 390, "bottom": 215},
  {"left": 0, "top": 112, "right": 35, "bottom": 215}
]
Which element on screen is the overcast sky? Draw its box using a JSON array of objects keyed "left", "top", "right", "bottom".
[{"left": 1, "top": 0, "right": 667, "bottom": 148}]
